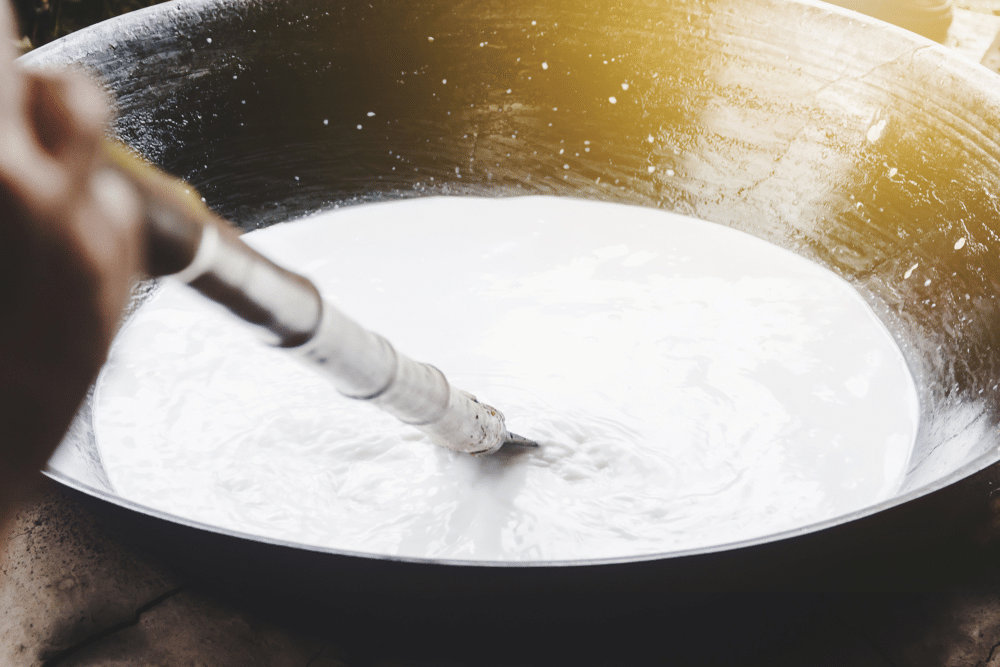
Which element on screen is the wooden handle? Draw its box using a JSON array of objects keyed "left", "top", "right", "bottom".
[
  {"left": 101, "top": 140, "right": 322, "bottom": 346},
  {"left": 99, "top": 141, "right": 517, "bottom": 454}
]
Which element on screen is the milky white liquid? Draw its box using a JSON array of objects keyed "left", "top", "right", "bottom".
[{"left": 94, "top": 196, "right": 919, "bottom": 562}]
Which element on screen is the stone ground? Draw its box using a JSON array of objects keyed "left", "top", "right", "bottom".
[
  {"left": 1, "top": 482, "right": 343, "bottom": 667},
  {"left": 6, "top": 6, "right": 1000, "bottom": 666},
  {"left": 7, "top": 481, "right": 1000, "bottom": 666}
]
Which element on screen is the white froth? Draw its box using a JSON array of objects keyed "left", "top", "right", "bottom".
[{"left": 94, "top": 196, "right": 919, "bottom": 562}]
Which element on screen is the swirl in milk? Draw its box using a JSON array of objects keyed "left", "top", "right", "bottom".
[{"left": 94, "top": 196, "right": 918, "bottom": 561}]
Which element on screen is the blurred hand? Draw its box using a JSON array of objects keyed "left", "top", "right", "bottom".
[{"left": 0, "top": 0, "right": 142, "bottom": 527}]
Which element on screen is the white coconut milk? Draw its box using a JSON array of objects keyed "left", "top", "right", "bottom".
[{"left": 94, "top": 196, "right": 919, "bottom": 561}]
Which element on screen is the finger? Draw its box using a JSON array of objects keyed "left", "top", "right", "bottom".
[
  {"left": 25, "top": 69, "right": 109, "bottom": 164},
  {"left": 88, "top": 167, "right": 143, "bottom": 281},
  {"left": 70, "top": 168, "right": 143, "bottom": 345},
  {"left": 8, "top": 69, "right": 112, "bottom": 223},
  {"left": 90, "top": 167, "right": 142, "bottom": 239}
]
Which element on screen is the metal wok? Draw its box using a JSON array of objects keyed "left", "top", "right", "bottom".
[{"left": 21, "top": 0, "right": 1000, "bottom": 621}]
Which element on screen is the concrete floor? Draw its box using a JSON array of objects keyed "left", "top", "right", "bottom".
[
  {"left": 6, "top": 481, "right": 1000, "bottom": 667},
  {"left": 0, "top": 481, "right": 342, "bottom": 667}
]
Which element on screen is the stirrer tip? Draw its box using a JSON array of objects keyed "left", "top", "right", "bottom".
[{"left": 503, "top": 432, "right": 540, "bottom": 448}]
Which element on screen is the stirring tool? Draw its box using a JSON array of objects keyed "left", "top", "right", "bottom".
[{"left": 100, "top": 141, "right": 537, "bottom": 455}]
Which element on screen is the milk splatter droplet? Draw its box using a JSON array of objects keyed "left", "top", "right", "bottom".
[{"left": 867, "top": 118, "right": 887, "bottom": 143}]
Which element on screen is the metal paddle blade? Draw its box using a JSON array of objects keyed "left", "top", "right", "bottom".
[{"left": 503, "top": 432, "right": 539, "bottom": 448}]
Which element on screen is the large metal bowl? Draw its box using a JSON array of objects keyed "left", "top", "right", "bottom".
[{"left": 20, "top": 0, "right": 1000, "bottom": 622}]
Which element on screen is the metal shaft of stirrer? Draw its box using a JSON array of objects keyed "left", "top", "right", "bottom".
[{"left": 102, "top": 141, "right": 536, "bottom": 455}]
